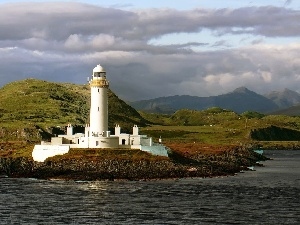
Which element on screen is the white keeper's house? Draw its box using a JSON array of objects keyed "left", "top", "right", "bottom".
[{"left": 32, "top": 64, "right": 168, "bottom": 162}]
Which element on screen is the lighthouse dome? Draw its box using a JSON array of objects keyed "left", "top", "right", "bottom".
[{"left": 93, "top": 64, "right": 105, "bottom": 73}]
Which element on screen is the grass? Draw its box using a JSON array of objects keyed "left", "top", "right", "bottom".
[
  {"left": 141, "top": 125, "right": 250, "bottom": 145},
  {"left": 53, "top": 148, "right": 169, "bottom": 161},
  {"left": 140, "top": 107, "right": 300, "bottom": 145},
  {"left": 0, "top": 141, "right": 35, "bottom": 158},
  {"left": 0, "top": 78, "right": 147, "bottom": 140},
  {"left": 1, "top": 79, "right": 300, "bottom": 156}
]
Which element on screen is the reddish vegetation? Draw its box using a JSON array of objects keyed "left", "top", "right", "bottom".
[
  {"left": 0, "top": 141, "right": 268, "bottom": 180},
  {"left": 0, "top": 141, "right": 32, "bottom": 157},
  {"left": 166, "top": 142, "right": 236, "bottom": 156}
]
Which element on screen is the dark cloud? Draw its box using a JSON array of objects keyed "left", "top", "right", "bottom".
[
  {"left": 0, "top": 2, "right": 299, "bottom": 100},
  {"left": 0, "top": 3, "right": 299, "bottom": 41}
]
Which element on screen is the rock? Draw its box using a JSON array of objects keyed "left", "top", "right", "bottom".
[{"left": 0, "top": 146, "right": 268, "bottom": 180}]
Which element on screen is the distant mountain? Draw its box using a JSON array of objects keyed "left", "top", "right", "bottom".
[
  {"left": 270, "top": 104, "right": 300, "bottom": 116},
  {"left": 214, "top": 87, "right": 279, "bottom": 113},
  {"left": 264, "top": 88, "right": 300, "bottom": 109},
  {"left": 130, "top": 87, "right": 279, "bottom": 114}
]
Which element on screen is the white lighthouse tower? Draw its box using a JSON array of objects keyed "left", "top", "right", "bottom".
[
  {"left": 32, "top": 64, "right": 168, "bottom": 162},
  {"left": 89, "top": 64, "right": 109, "bottom": 136},
  {"left": 87, "top": 64, "right": 119, "bottom": 148}
]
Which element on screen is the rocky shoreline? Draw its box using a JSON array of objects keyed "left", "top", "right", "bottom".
[{"left": 0, "top": 146, "right": 268, "bottom": 181}]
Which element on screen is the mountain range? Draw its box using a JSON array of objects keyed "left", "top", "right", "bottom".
[{"left": 130, "top": 87, "right": 300, "bottom": 115}]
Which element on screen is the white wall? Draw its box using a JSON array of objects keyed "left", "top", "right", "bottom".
[
  {"left": 88, "top": 136, "right": 119, "bottom": 148},
  {"left": 32, "top": 145, "right": 70, "bottom": 162},
  {"left": 90, "top": 86, "right": 108, "bottom": 136}
]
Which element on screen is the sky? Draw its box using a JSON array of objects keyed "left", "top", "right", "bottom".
[{"left": 0, "top": 0, "right": 299, "bottom": 101}]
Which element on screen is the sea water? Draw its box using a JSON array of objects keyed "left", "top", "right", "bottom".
[{"left": 0, "top": 150, "right": 300, "bottom": 225}]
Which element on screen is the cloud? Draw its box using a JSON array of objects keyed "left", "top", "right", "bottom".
[
  {"left": 1, "top": 3, "right": 299, "bottom": 42},
  {"left": 64, "top": 34, "right": 116, "bottom": 52},
  {"left": 0, "top": 2, "right": 299, "bottom": 101}
]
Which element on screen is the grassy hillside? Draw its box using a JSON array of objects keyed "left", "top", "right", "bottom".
[
  {"left": 140, "top": 108, "right": 300, "bottom": 145},
  {"left": 0, "top": 79, "right": 147, "bottom": 141},
  {"left": 1, "top": 79, "right": 300, "bottom": 146},
  {"left": 0, "top": 79, "right": 89, "bottom": 125}
]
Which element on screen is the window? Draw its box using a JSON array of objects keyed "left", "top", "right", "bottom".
[{"left": 94, "top": 72, "right": 101, "bottom": 77}]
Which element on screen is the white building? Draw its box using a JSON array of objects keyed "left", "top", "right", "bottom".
[{"left": 32, "top": 64, "right": 168, "bottom": 162}]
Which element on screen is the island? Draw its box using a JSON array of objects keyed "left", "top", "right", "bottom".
[
  {"left": 2, "top": 64, "right": 300, "bottom": 181},
  {"left": 0, "top": 142, "right": 267, "bottom": 180}
]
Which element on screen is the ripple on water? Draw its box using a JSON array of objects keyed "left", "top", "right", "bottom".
[{"left": 1, "top": 150, "right": 300, "bottom": 224}]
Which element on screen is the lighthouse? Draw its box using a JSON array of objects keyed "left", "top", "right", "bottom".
[
  {"left": 32, "top": 64, "right": 168, "bottom": 162},
  {"left": 89, "top": 64, "right": 109, "bottom": 137}
]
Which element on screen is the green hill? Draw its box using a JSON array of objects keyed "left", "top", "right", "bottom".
[
  {"left": 1, "top": 79, "right": 300, "bottom": 145},
  {"left": 0, "top": 79, "right": 147, "bottom": 141},
  {"left": 139, "top": 108, "right": 300, "bottom": 145}
]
